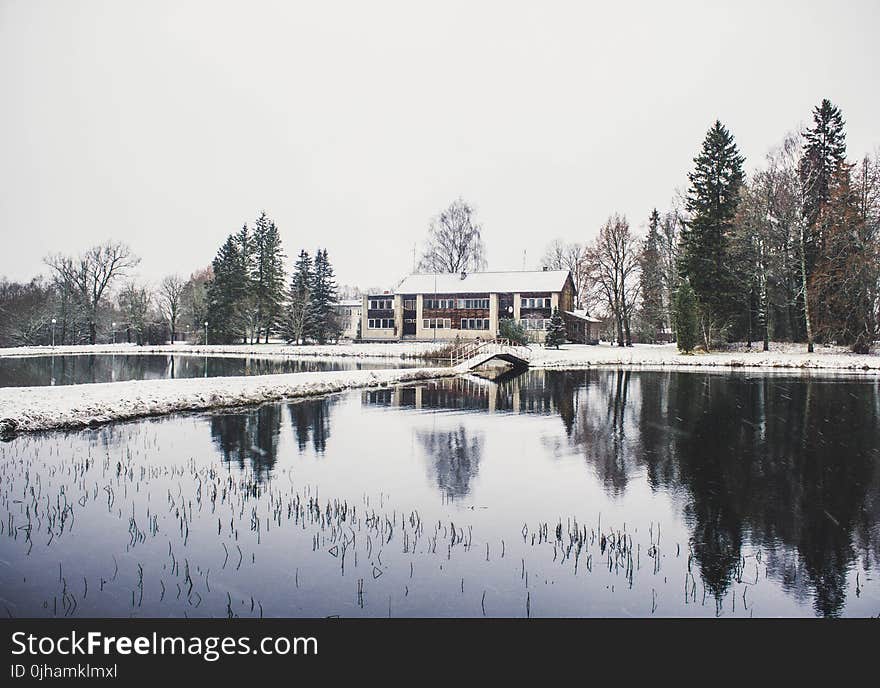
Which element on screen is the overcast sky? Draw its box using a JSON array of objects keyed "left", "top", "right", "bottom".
[{"left": 1, "top": 0, "right": 878, "bottom": 291}]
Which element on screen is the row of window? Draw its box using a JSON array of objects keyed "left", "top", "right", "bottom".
[
  {"left": 367, "top": 318, "right": 395, "bottom": 329},
  {"left": 460, "top": 318, "right": 490, "bottom": 330},
  {"left": 423, "top": 298, "right": 490, "bottom": 309},
  {"left": 403, "top": 299, "right": 416, "bottom": 310},
  {"left": 521, "top": 318, "right": 552, "bottom": 330},
  {"left": 521, "top": 297, "right": 552, "bottom": 309},
  {"left": 368, "top": 299, "right": 393, "bottom": 310},
  {"left": 423, "top": 318, "right": 452, "bottom": 329}
]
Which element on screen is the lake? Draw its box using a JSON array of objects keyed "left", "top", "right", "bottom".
[
  {"left": 0, "top": 353, "right": 426, "bottom": 387},
  {"left": 1, "top": 369, "right": 877, "bottom": 617}
]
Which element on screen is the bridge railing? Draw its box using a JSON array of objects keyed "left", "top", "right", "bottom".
[{"left": 449, "top": 338, "right": 532, "bottom": 367}]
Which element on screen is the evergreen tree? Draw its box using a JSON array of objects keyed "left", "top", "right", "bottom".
[
  {"left": 800, "top": 99, "right": 847, "bottom": 265},
  {"left": 252, "top": 212, "right": 286, "bottom": 343},
  {"left": 207, "top": 233, "right": 249, "bottom": 343},
  {"left": 638, "top": 208, "right": 666, "bottom": 342},
  {"left": 545, "top": 308, "right": 566, "bottom": 348},
  {"left": 233, "top": 224, "right": 258, "bottom": 342},
  {"left": 673, "top": 279, "right": 699, "bottom": 353},
  {"left": 799, "top": 99, "right": 848, "bottom": 351},
  {"left": 282, "top": 250, "right": 313, "bottom": 344},
  {"left": 679, "top": 120, "right": 745, "bottom": 343},
  {"left": 308, "top": 249, "right": 338, "bottom": 344}
]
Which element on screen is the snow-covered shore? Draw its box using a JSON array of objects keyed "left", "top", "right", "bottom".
[
  {"left": 0, "top": 342, "right": 449, "bottom": 360},
  {"left": 528, "top": 342, "right": 880, "bottom": 373},
  {"left": 2, "top": 340, "right": 879, "bottom": 372},
  {"left": 0, "top": 367, "right": 454, "bottom": 437}
]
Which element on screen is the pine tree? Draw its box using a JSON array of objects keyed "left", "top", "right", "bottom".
[
  {"left": 207, "top": 233, "right": 247, "bottom": 343},
  {"left": 673, "top": 279, "right": 699, "bottom": 353},
  {"left": 800, "top": 99, "right": 847, "bottom": 258},
  {"left": 308, "top": 249, "right": 339, "bottom": 344},
  {"left": 799, "top": 99, "right": 848, "bottom": 352},
  {"left": 639, "top": 208, "right": 666, "bottom": 342},
  {"left": 545, "top": 308, "right": 566, "bottom": 349},
  {"left": 252, "top": 212, "right": 286, "bottom": 343},
  {"left": 679, "top": 120, "right": 745, "bottom": 343},
  {"left": 282, "top": 250, "right": 312, "bottom": 344}
]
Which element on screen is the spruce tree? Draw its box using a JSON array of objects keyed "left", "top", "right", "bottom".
[
  {"left": 545, "top": 308, "right": 566, "bottom": 349},
  {"left": 679, "top": 120, "right": 745, "bottom": 342},
  {"left": 673, "top": 279, "right": 699, "bottom": 353},
  {"left": 308, "top": 249, "right": 339, "bottom": 344},
  {"left": 639, "top": 208, "right": 666, "bottom": 342},
  {"left": 206, "top": 233, "right": 247, "bottom": 343},
  {"left": 252, "top": 212, "right": 286, "bottom": 343},
  {"left": 283, "top": 250, "right": 312, "bottom": 344}
]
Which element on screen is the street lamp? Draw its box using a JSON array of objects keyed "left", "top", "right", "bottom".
[
  {"left": 51, "top": 318, "right": 56, "bottom": 347},
  {"left": 112, "top": 322, "right": 116, "bottom": 344},
  {"left": 204, "top": 321, "right": 209, "bottom": 346}
]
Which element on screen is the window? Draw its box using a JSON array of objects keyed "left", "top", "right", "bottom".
[
  {"left": 369, "top": 299, "right": 393, "bottom": 310},
  {"left": 424, "top": 298, "right": 456, "bottom": 309},
  {"left": 520, "top": 296, "right": 552, "bottom": 309},
  {"left": 520, "top": 318, "right": 551, "bottom": 331},
  {"left": 456, "top": 298, "right": 489, "bottom": 309},
  {"left": 403, "top": 299, "right": 416, "bottom": 310},
  {"left": 368, "top": 318, "right": 395, "bottom": 329},
  {"left": 422, "top": 318, "right": 451, "bottom": 329},
  {"left": 460, "top": 318, "right": 490, "bottom": 330}
]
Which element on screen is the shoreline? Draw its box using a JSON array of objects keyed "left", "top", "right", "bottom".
[{"left": 0, "top": 366, "right": 454, "bottom": 437}]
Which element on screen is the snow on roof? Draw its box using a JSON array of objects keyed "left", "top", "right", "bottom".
[
  {"left": 394, "top": 270, "right": 572, "bottom": 295},
  {"left": 336, "top": 299, "right": 362, "bottom": 307},
  {"left": 564, "top": 310, "right": 603, "bottom": 323}
]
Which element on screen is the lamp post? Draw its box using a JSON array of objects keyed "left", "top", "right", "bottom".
[
  {"left": 204, "top": 321, "right": 208, "bottom": 346},
  {"left": 51, "top": 318, "right": 56, "bottom": 347},
  {"left": 112, "top": 322, "right": 116, "bottom": 345}
]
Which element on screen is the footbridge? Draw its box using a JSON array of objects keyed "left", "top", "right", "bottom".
[{"left": 449, "top": 338, "right": 532, "bottom": 373}]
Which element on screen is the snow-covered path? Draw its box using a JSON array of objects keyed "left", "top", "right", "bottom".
[{"left": 0, "top": 367, "right": 454, "bottom": 436}]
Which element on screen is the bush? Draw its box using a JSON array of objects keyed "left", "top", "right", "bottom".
[
  {"left": 673, "top": 280, "right": 699, "bottom": 353},
  {"left": 499, "top": 318, "right": 528, "bottom": 345}
]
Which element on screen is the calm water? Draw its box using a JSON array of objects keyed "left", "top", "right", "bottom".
[
  {"left": 0, "top": 353, "right": 425, "bottom": 387},
  {"left": 1, "top": 369, "right": 878, "bottom": 617}
]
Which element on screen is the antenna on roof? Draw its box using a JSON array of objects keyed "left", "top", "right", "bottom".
[
  {"left": 522, "top": 249, "right": 526, "bottom": 271},
  {"left": 412, "top": 243, "right": 416, "bottom": 274}
]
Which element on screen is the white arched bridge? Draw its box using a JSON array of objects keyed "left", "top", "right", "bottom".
[{"left": 448, "top": 338, "right": 532, "bottom": 373}]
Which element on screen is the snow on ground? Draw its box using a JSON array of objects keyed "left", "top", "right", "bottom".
[
  {"left": 528, "top": 342, "right": 880, "bottom": 373},
  {"left": 0, "top": 366, "right": 454, "bottom": 436},
  {"left": 0, "top": 342, "right": 447, "bottom": 360}
]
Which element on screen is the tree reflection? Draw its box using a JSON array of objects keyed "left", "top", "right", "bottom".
[
  {"left": 544, "top": 369, "right": 879, "bottom": 616},
  {"left": 415, "top": 426, "right": 484, "bottom": 499},
  {"left": 210, "top": 404, "right": 282, "bottom": 479},
  {"left": 288, "top": 397, "right": 335, "bottom": 454}
]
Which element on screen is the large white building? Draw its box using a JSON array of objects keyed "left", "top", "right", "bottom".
[{"left": 361, "top": 269, "right": 600, "bottom": 344}]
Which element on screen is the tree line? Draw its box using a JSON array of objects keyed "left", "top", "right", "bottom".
[
  {"left": 540, "top": 98, "right": 880, "bottom": 353},
  {"left": 0, "top": 211, "right": 343, "bottom": 347}
]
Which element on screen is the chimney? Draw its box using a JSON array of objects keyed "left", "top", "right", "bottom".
[
  {"left": 542, "top": 266, "right": 548, "bottom": 271},
  {"left": 460, "top": 271, "right": 467, "bottom": 280}
]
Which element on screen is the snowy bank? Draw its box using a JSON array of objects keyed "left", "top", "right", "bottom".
[
  {"left": 0, "top": 367, "right": 454, "bottom": 437},
  {"left": 528, "top": 342, "right": 880, "bottom": 373},
  {"left": 0, "top": 342, "right": 447, "bottom": 360}
]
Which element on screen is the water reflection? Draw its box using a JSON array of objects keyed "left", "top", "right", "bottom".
[
  {"left": 362, "top": 370, "right": 880, "bottom": 617},
  {"left": 0, "top": 353, "right": 426, "bottom": 387}
]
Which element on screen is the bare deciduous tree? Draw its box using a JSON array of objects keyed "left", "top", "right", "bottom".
[
  {"left": 418, "top": 198, "right": 486, "bottom": 274},
  {"left": 541, "top": 239, "right": 589, "bottom": 308},
  {"left": 44, "top": 241, "right": 140, "bottom": 344},
  {"left": 586, "top": 215, "right": 640, "bottom": 346},
  {"left": 158, "top": 274, "right": 186, "bottom": 343}
]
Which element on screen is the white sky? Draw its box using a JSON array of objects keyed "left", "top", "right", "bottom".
[{"left": 1, "top": 0, "right": 878, "bottom": 291}]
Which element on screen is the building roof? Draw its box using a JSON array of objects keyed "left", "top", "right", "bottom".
[
  {"left": 394, "top": 270, "right": 572, "bottom": 295},
  {"left": 336, "top": 299, "right": 362, "bottom": 307},
  {"left": 564, "top": 310, "right": 603, "bottom": 323}
]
